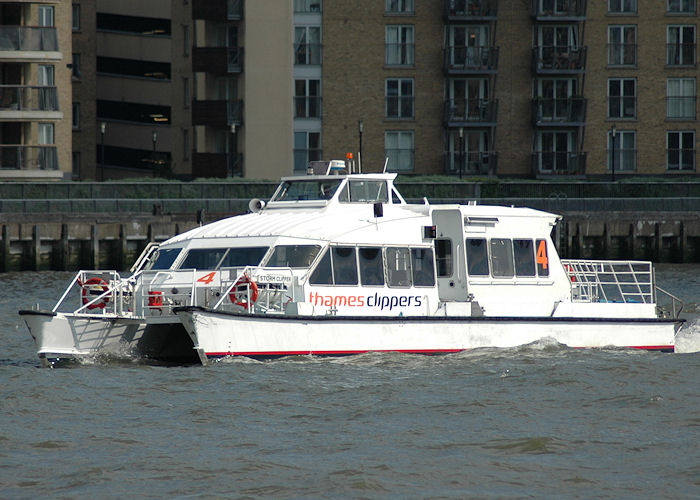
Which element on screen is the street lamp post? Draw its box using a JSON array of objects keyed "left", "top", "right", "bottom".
[
  {"left": 611, "top": 123, "right": 617, "bottom": 182},
  {"left": 152, "top": 131, "right": 157, "bottom": 177},
  {"left": 100, "top": 122, "right": 105, "bottom": 181},
  {"left": 358, "top": 120, "right": 363, "bottom": 172},
  {"left": 459, "top": 127, "right": 464, "bottom": 179},
  {"left": 230, "top": 123, "right": 236, "bottom": 177}
]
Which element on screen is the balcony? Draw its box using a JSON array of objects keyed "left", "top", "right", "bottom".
[
  {"left": 531, "top": 151, "right": 586, "bottom": 177},
  {"left": 0, "top": 145, "right": 58, "bottom": 170},
  {"left": 192, "top": 152, "right": 242, "bottom": 178},
  {"left": 444, "top": 46, "right": 499, "bottom": 74},
  {"left": 0, "top": 85, "right": 59, "bottom": 119},
  {"left": 0, "top": 27, "right": 59, "bottom": 59},
  {"left": 444, "top": 98, "right": 498, "bottom": 127},
  {"left": 532, "top": 0, "right": 586, "bottom": 20},
  {"left": 444, "top": 0, "right": 498, "bottom": 20},
  {"left": 532, "top": 46, "right": 586, "bottom": 73},
  {"left": 531, "top": 97, "right": 586, "bottom": 126},
  {"left": 444, "top": 151, "right": 497, "bottom": 176},
  {"left": 192, "top": 100, "right": 243, "bottom": 127},
  {"left": 192, "top": 0, "right": 243, "bottom": 21},
  {"left": 192, "top": 46, "right": 243, "bottom": 74}
]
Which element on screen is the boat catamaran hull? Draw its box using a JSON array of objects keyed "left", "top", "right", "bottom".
[
  {"left": 20, "top": 159, "right": 685, "bottom": 366},
  {"left": 176, "top": 307, "right": 678, "bottom": 364}
]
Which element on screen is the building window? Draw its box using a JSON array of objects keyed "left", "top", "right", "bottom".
[
  {"left": 668, "top": 0, "right": 697, "bottom": 14},
  {"left": 72, "top": 102, "right": 80, "bottom": 129},
  {"left": 536, "top": 131, "right": 578, "bottom": 174},
  {"left": 667, "top": 131, "right": 695, "bottom": 170},
  {"left": 183, "top": 128, "right": 190, "bottom": 161},
  {"left": 667, "top": 78, "right": 696, "bottom": 119},
  {"left": 71, "top": 53, "right": 81, "bottom": 79},
  {"left": 294, "top": 79, "right": 321, "bottom": 118},
  {"left": 38, "top": 123, "right": 54, "bottom": 145},
  {"left": 38, "top": 5, "right": 54, "bottom": 27},
  {"left": 385, "top": 130, "right": 414, "bottom": 172},
  {"left": 608, "top": 0, "right": 637, "bottom": 13},
  {"left": 294, "top": 0, "right": 322, "bottom": 12},
  {"left": 294, "top": 131, "right": 321, "bottom": 173},
  {"left": 385, "top": 25, "right": 414, "bottom": 66},
  {"left": 608, "top": 25, "right": 636, "bottom": 66},
  {"left": 183, "top": 25, "right": 190, "bottom": 56},
  {"left": 667, "top": 26, "right": 696, "bottom": 66},
  {"left": 294, "top": 26, "right": 321, "bottom": 65},
  {"left": 97, "top": 100, "right": 171, "bottom": 124},
  {"left": 608, "top": 78, "right": 636, "bottom": 119},
  {"left": 386, "top": 78, "right": 414, "bottom": 119},
  {"left": 72, "top": 4, "right": 80, "bottom": 31},
  {"left": 72, "top": 152, "right": 80, "bottom": 179},
  {"left": 183, "top": 77, "right": 190, "bottom": 108},
  {"left": 386, "top": 0, "right": 414, "bottom": 14},
  {"left": 608, "top": 129, "right": 636, "bottom": 172}
]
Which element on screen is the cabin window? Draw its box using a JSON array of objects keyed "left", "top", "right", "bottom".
[
  {"left": 272, "top": 180, "right": 342, "bottom": 201},
  {"left": 536, "top": 239, "right": 550, "bottom": 277},
  {"left": 332, "top": 246, "right": 358, "bottom": 285},
  {"left": 338, "top": 180, "right": 389, "bottom": 203},
  {"left": 180, "top": 247, "right": 267, "bottom": 270},
  {"left": 386, "top": 247, "right": 412, "bottom": 287},
  {"left": 147, "top": 248, "right": 181, "bottom": 270},
  {"left": 435, "top": 238, "right": 453, "bottom": 277},
  {"left": 359, "top": 247, "right": 385, "bottom": 286},
  {"left": 466, "top": 238, "right": 489, "bottom": 276},
  {"left": 267, "top": 245, "right": 321, "bottom": 268},
  {"left": 490, "top": 239, "right": 514, "bottom": 278},
  {"left": 411, "top": 248, "right": 435, "bottom": 287},
  {"left": 513, "top": 239, "right": 536, "bottom": 277},
  {"left": 309, "top": 249, "right": 333, "bottom": 284}
]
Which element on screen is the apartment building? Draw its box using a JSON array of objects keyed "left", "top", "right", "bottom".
[{"left": 0, "top": 0, "right": 72, "bottom": 180}]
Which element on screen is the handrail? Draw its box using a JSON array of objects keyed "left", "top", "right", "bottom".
[
  {"left": 655, "top": 286, "right": 684, "bottom": 319},
  {"left": 562, "top": 259, "right": 655, "bottom": 304}
]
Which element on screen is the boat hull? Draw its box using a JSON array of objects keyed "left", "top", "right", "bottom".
[
  {"left": 19, "top": 310, "right": 198, "bottom": 367},
  {"left": 175, "top": 307, "right": 681, "bottom": 364}
]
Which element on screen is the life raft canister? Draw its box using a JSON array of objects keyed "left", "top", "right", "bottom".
[
  {"left": 229, "top": 274, "right": 259, "bottom": 308},
  {"left": 81, "top": 277, "right": 110, "bottom": 310}
]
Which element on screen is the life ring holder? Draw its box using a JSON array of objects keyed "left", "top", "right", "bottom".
[
  {"left": 80, "top": 277, "right": 110, "bottom": 310},
  {"left": 229, "top": 274, "right": 259, "bottom": 308},
  {"left": 564, "top": 264, "right": 576, "bottom": 282}
]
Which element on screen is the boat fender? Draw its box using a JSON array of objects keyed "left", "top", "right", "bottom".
[
  {"left": 229, "top": 275, "right": 259, "bottom": 308},
  {"left": 80, "top": 277, "right": 110, "bottom": 310}
]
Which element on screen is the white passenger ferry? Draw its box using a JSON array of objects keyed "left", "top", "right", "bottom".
[{"left": 20, "top": 160, "right": 684, "bottom": 366}]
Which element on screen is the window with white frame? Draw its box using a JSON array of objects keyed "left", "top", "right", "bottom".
[
  {"left": 608, "top": 78, "right": 636, "bottom": 118},
  {"left": 386, "top": 0, "right": 414, "bottom": 14},
  {"left": 386, "top": 78, "right": 414, "bottom": 119},
  {"left": 294, "top": 131, "right": 321, "bottom": 173},
  {"left": 448, "top": 25, "right": 490, "bottom": 68},
  {"left": 668, "top": 0, "right": 696, "bottom": 14},
  {"left": 294, "top": 0, "right": 322, "bottom": 12},
  {"left": 608, "top": 0, "right": 637, "bottom": 13},
  {"left": 386, "top": 25, "right": 414, "bottom": 65},
  {"left": 667, "top": 78, "right": 696, "bottom": 119},
  {"left": 38, "top": 5, "right": 54, "bottom": 26},
  {"left": 667, "top": 130, "right": 695, "bottom": 170},
  {"left": 667, "top": 25, "right": 696, "bottom": 66},
  {"left": 295, "top": 79, "right": 321, "bottom": 118},
  {"left": 536, "top": 131, "right": 578, "bottom": 174},
  {"left": 294, "top": 26, "right": 321, "bottom": 65},
  {"left": 608, "top": 129, "right": 636, "bottom": 172},
  {"left": 38, "top": 123, "right": 54, "bottom": 144},
  {"left": 385, "top": 131, "right": 414, "bottom": 172},
  {"left": 608, "top": 25, "right": 636, "bottom": 66}
]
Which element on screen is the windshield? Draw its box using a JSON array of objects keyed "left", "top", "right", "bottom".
[
  {"left": 338, "top": 180, "right": 388, "bottom": 203},
  {"left": 272, "top": 179, "right": 342, "bottom": 201},
  {"left": 179, "top": 247, "right": 268, "bottom": 270},
  {"left": 146, "top": 248, "right": 181, "bottom": 270},
  {"left": 265, "top": 245, "right": 321, "bottom": 268}
]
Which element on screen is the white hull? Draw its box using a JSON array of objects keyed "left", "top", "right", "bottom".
[
  {"left": 19, "top": 311, "right": 197, "bottom": 367},
  {"left": 176, "top": 307, "right": 679, "bottom": 364}
]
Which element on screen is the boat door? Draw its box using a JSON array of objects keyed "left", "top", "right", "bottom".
[{"left": 432, "top": 209, "right": 468, "bottom": 302}]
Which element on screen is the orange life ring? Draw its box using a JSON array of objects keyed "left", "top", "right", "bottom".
[
  {"left": 229, "top": 275, "right": 259, "bottom": 308},
  {"left": 81, "top": 277, "right": 110, "bottom": 309}
]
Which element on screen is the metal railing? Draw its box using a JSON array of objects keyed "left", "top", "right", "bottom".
[
  {"left": 562, "top": 259, "right": 653, "bottom": 304},
  {"left": 0, "top": 26, "right": 58, "bottom": 52},
  {"left": 0, "top": 85, "right": 58, "bottom": 111},
  {"left": 0, "top": 145, "right": 58, "bottom": 170}
]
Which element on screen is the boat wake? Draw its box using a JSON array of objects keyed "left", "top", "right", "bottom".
[{"left": 676, "top": 318, "right": 700, "bottom": 353}]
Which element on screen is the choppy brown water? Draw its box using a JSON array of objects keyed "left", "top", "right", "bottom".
[{"left": 1, "top": 266, "right": 699, "bottom": 499}]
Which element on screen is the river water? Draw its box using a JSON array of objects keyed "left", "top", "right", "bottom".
[{"left": 1, "top": 266, "right": 699, "bottom": 499}]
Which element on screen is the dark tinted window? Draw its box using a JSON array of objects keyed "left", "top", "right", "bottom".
[
  {"left": 490, "top": 238, "right": 514, "bottom": 278},
  {"left": 466, "top": 238, "right": 489, "bottom": 276},
  {"left": 267, "top": 245, "right": 321, "bottom": 268},
  {"left": 97, "top": 56, "right": 171, "bottom": 80},
  {"left": 220, "top": 247, "right": 268, "bottom": 268},
  {"left": 332, "top": 247, "right": 358, "bottom": 285},
  {"left": 513, "top": 239, "right": 536, "bottom": 277},
  {"left": 309, "top": 249, "right": 332, "bottom": 284},
  {"left": 97, "top": 13, "right": 171, "bottom": 36},
  {"left": 181, "top": 248, "right": 228, "bottom": 270},
  {"left": 147, "top": 248, "right": 180, "bottom": 270},
  {"left": 411, "top": 248, "right": 435, "bottom": 286},
  {"left": 359, "top": 247, "right": 384, "bottom": 286},
  {"left": 435, "top": 238, "right": 452, "bottom": 277},
  {"left": 386, "top": 247, "right": 411, "bottom": 287}
]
